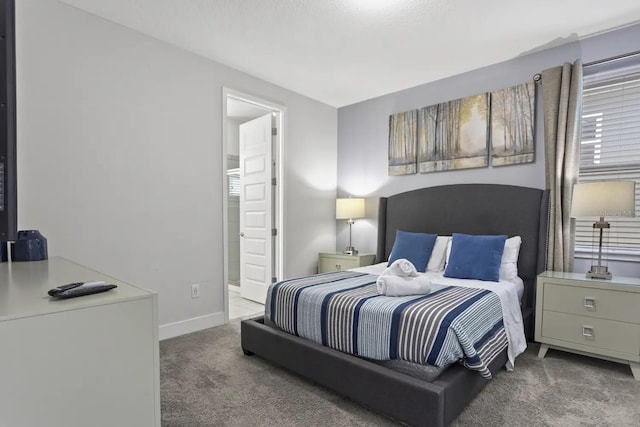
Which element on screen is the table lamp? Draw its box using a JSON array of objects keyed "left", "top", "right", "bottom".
[
  {"left": 571, "top": 181, "right": 635, "bottom": 279},
  {"left": 336, "top": 197, "right": 365, "bottom": 255}
]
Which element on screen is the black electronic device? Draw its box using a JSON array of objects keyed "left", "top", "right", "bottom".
[
  {"left": 48, "top": 282, "right": 84, "bottom": 296},
  {"left": 0, "top": 0, "right": 17, "bottom": 242},
  {"left": 48, "top": 281, "right": 117, "bottom": 299}
]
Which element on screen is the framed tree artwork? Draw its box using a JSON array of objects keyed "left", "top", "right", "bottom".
[
  {"left": 418, "top": 94, "right": 489, "bottom": 172},
  {"left": 388, "top": 110, "right": 418, "bottom": 175},
  {"left": 490, "top": 82, "right": 536, "bottom": 166}
]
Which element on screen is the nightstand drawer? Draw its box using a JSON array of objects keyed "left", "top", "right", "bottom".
[
  {"left": 543, "top": 282, "right": 640, "bottom": 324},
  {"left": 319, "top": 256, "right": 360, "bottom": 272},
  {"left": 541, "top": 310, "right": 640, "bottom": 356},
  {"left": 318, "top": 253, "right": 376, "bottom": 273}
]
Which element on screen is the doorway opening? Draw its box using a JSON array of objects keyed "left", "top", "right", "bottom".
[{"left": 222, "top": 88, "right": 284, "bottom": 322}]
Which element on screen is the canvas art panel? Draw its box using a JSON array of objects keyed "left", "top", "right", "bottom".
[
  {"left": 418, "top": 94, "right": 489, "bottom": 172},
  {"left": 490, "top": 81, "right": 536, "bottom": 166},
  {"left": 388, "top": 110, "right": 418, "bottom": 175}
]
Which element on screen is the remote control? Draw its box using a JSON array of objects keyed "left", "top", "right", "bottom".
[
  {"left": 48, "top": 281, "right": 116, "bottom": 298},
  {"left": 54, "top": 282, "right": 117, "bottom": 299},
  {"left": 48, "top": 282, "right": 85, "bottom": 296},
  {"left": 48, "top": 281, "right": 105, "bottom": 296}
]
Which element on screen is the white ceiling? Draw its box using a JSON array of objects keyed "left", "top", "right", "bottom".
[{"left": 58, "top": 0, "right": 640, "bottom": 107}]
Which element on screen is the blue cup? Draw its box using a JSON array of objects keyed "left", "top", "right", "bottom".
[{"left": 11, "top": 230, "right": 48, "bottom": 262}]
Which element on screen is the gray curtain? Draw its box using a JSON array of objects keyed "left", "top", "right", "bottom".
[{"left": 542, "top": 60, "right": 583, "bottom": 272}]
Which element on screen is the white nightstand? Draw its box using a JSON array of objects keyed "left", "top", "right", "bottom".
[
  {"left": 535, "top": 271, "right": 640, "bottom": 380},
  {"left": 318, "top": 253, "right": 376, "bottom": 273}
]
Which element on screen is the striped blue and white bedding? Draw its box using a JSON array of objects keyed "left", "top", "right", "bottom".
[{"left": 266, "top": 270, "right": 518, "bottom": 378}]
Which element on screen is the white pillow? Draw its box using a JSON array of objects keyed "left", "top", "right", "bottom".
[
  {"left": 445, "top": 235, "right": 521, "bottom": 282},
  {"left": 499, "top": 236, "right": 522, "bottom": 283},
  {"left": 427, "top": 236, "right": 451, "bottom": 272}
]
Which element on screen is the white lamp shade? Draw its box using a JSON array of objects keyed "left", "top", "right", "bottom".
[
  {"left": 336, "top": 198, "right": 365, "bottom": 219},
  {"left": 571, "top": 181, "right": 636, "bottom": 218}
]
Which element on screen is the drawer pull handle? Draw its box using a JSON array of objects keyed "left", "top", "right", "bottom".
[
  {"left": 584, "top": 297, "right": 596, "bottom": 310},
  {"left": 336, "top": 264, "right": 341, "bottom": 270},
  {"left": 582, "top": 326, "right": 594, "bottom": 339}
]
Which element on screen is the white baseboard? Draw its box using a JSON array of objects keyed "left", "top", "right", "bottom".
[{"left": 159, "top": 311, "right": 226, "bottom": 340}]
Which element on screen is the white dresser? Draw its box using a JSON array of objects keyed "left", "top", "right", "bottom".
[
  {"left": 0, "top": 257, "right": 160, "bottom": 426},
  {"left": 535, "top": 271, "right": 640, "bottom": 380}
]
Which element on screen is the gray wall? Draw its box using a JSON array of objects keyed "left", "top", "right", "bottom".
[
  {"left": 337, "top": 23, "right": 640, "bottom": 277},
  {"left": 17, "top": 0, "right": 337, "bottom": 337}
]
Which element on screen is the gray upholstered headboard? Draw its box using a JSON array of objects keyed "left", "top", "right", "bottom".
[{"left": 376, "top": 184, "right": 549, "bottom": 340}]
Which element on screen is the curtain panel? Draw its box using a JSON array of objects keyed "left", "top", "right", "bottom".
[{"left": 542, "top": 60, "right": 583, "bottom": 272}]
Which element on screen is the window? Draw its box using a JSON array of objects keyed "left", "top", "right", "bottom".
[
  {"left": 227, "top": 168, "right": 240, "bottom": 197},
  {"left": 576, "top": 54, "right": 640, "bottom": 258}
]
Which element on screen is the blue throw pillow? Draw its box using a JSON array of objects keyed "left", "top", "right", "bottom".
[
  {"left": 444, "top": 233, "right": 507, "bottom": 282},
  {"left": 387, "top": 230, "right": 437, "bottom": 273}
]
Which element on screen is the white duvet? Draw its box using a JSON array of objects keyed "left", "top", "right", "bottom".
[{"left": 351, "top": 262, "right": 526, "bottom": 371}]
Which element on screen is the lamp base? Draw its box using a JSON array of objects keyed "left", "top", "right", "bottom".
[
  {"left": 343, "top": 246, "right": 358, "bottom": 256},
  {"left": 586, "top": 265, "right": 612, "bottom": 280}
]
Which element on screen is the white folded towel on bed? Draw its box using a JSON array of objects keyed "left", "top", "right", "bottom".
[
  {"left": 376, "top": 275, "right": 433, "bottom": 297},
  {"left": 380, "top": 259, "right": 418, "bottom": 277}
]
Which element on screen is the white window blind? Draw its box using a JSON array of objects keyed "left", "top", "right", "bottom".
[
  {"left": 577, "top": 54, "right": 640, "bottom": 252},
  {"left": 227, "top": 168, "right": 240, "bottom": 197}
]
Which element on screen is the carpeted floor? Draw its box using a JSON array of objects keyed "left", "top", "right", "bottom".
[{"left": 160, "top": 321, "right": 640, "bottom": 426}]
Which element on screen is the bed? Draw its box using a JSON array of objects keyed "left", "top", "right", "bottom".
[{"left": 241, "top": 183, "right": 549, "bottom": 426}]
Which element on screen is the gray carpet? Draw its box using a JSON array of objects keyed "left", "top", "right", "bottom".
[{"left": 161, "top": 321, "right": 640, "bottom": 426}]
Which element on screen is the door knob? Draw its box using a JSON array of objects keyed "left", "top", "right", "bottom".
[{"left": 240, "top": 232, "right": 245, "bottom": 237}]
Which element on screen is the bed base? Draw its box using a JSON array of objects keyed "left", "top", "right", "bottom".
[{"left": 241, "top": 316, "right": 507, "bottom": 427}]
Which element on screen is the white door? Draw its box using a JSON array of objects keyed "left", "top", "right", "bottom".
[{"left": 239, "top": 114, "right": 273, "bottom": 303}]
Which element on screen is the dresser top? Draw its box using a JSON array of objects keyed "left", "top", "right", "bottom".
[
  {"left": 0, "top": 256, "right": 154, "bottom": 322},
  {"left": 539, "top": 270, "right": 640, "bottom": 288}
]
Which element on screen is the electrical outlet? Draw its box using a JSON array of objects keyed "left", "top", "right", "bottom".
[{"left": 191, "top": 284, "right": 200, "bottom": 298}]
